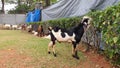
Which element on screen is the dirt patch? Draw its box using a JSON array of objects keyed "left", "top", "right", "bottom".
[
  {"left": 77, "top": 43, "right": 112, "bottom": 68},
  {"left": 77, "top": 51, "right": 112, "bottom": 68},
  {"left": 0, "top": 49, "right": 32, "bottom": 68}
]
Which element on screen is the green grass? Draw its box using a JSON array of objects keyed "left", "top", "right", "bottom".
[{"left": 0, "top": 30, "right": 85, "bottom": 68}]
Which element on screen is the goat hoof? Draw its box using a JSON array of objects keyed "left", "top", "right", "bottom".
[
  {"left": 72, "top": 55, "right": 79, "bottom": 59},
  {"left": 53, "top": 53, "right": 57, "bottom": 57},
  {"left": 48, "top": 51, "right": 51, "bottom": 54},
  {"left": 75, "top": 56, "right": 79, "bottom": 59},
  {"left": 54, "top": 54, "right": 57, "bottom": 57}
]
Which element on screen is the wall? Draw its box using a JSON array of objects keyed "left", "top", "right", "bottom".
[{"left": 0, "top": 14, "right": 26, "bottom": 25}]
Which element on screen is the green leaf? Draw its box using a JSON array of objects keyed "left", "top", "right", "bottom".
[
  {"left": 116, "top": 13, "right": 119, "bottom": 17},
  {"left": 103, "top": 21, "right": 106, "bottom": 25},
  {"left": 113, "top": 37, "right": 118, "bottom": 43}
]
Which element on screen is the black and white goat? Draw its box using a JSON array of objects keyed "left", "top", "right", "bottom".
[{"left": 47, "top": 16, "right": 92, "bottom": 59}]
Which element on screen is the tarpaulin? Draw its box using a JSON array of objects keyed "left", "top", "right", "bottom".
[
  {"left": 26, "top": 9, "right": 41, "bottom": 23},
  {"left": 42, "top": 0, "right": 120, "bottom": 21}
]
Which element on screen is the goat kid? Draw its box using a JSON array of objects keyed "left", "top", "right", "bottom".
[
  {"left": 37, "top": 25, "right": 44, "bottom": 37},
  {"left": 47, "top": 16, "right": 92, "bottom": 59}
]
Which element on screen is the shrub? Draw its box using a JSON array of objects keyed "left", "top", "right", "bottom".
[{"left": 88, "top": 2, "right": 120, "bottom": 67}]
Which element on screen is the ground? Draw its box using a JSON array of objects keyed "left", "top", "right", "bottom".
[
  {"left": 77, "top": 44, "right": 112, "bottom": 68},
  {"left": 0, "top": 30, "right": 112, "bottom": 68},
  {"left": 0, "top": 48, "right": 112, "bottom": 68}
]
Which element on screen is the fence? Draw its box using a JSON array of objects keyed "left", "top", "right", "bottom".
[{"left": 0, "top": 14, "right": 26, "bottom": 25}]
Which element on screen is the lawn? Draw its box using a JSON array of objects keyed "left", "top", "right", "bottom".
[{"left": 0, "top": 30, "right": 85, "bottom": 68}]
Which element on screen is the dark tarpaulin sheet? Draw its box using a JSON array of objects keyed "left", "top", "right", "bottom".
[
  {"left": 26, "top": 9, "right": 41, "bottom": 23},
  {"left": 42, "top": 0, "right": 120, "bottom": 21}
]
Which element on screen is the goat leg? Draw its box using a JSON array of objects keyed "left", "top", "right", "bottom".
[
  {"left": 72, "top": 43, "right": 79, "bottom": 59},
  {"left": 53, "top": 45, "right": 57, "bottom": 57},
  {"left": 48, "top": 41, "right": 53, "bottom": 54}
]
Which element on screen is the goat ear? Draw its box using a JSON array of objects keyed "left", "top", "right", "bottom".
[{"left": 48, "top": 27, "right": 52, "bottom": 31}]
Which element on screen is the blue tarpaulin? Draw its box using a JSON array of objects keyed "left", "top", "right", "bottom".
[{"left": 26, "top": 9, "right": 41, "bottom": 23}]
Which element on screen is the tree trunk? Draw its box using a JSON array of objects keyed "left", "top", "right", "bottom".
[
  {"left": 18, "top": 0, "right": 21, "bottom": 6},
  {"left": 45, "top": 0, "right": 50, "bottom": 7},
  {"left": 1, "top": 0, "right": 5, "bottom": 13}
]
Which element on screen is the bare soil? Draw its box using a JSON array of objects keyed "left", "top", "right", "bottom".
[
  {"left": 77, "top": 43, "right": 112, "bottom": 68},
  {"left": 0, "top": 49, "right": 32, "bottom": 68}
]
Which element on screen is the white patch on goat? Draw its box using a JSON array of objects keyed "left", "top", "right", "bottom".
[
  {"left": 17, "top": 27, "right": 22, "bottom": 30},
  {"left": 4, "top": 24, "right": 11, "bottom": 28},
  {"left": 4, "top": 24, "right": 11, "bottom": 29},
  {"left": 33, "top": 32, "right": 38, "bottom": 36},
  {"left": 83, "top": 16, "right": 91, "bottom": 25},
  {"left": 52, "top": 29, "right": 76, "bottom": 42},
  {"left": 84, "top": 22, "right": 87, "bottom": 25},
  {"left": 27, "top": 25, "right": 32, "bottom": 29},
  {"left": 32, "top": 30, "right": 38, "bottom": 36},
  {"left": 32, "top": 30, "right": 35, "bottom": 34},
  {"left": 12, "top": 25, "right": 18, "bottom": 29}
]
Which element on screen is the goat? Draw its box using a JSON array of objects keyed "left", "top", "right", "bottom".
[
  {"left": 11, "top": 25, "right": 18, "bottom": 30},
  {"left": 27, "top": 24, "right": 44, "bottom": 36},
  {"left": 47, "top": 16, "right": 92, "bottom": 59},
  {"left": 4, "top": 24, "right": 12, "bottom": 30},
  {"left": 27, "top": 24, "right": 32, "bottom": 32},
  {"left": 37, "top": 25, "right": 44, "bottom": 37},
  {"left": 21, "top": 24, "right": 26, "bottom": 30}
]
